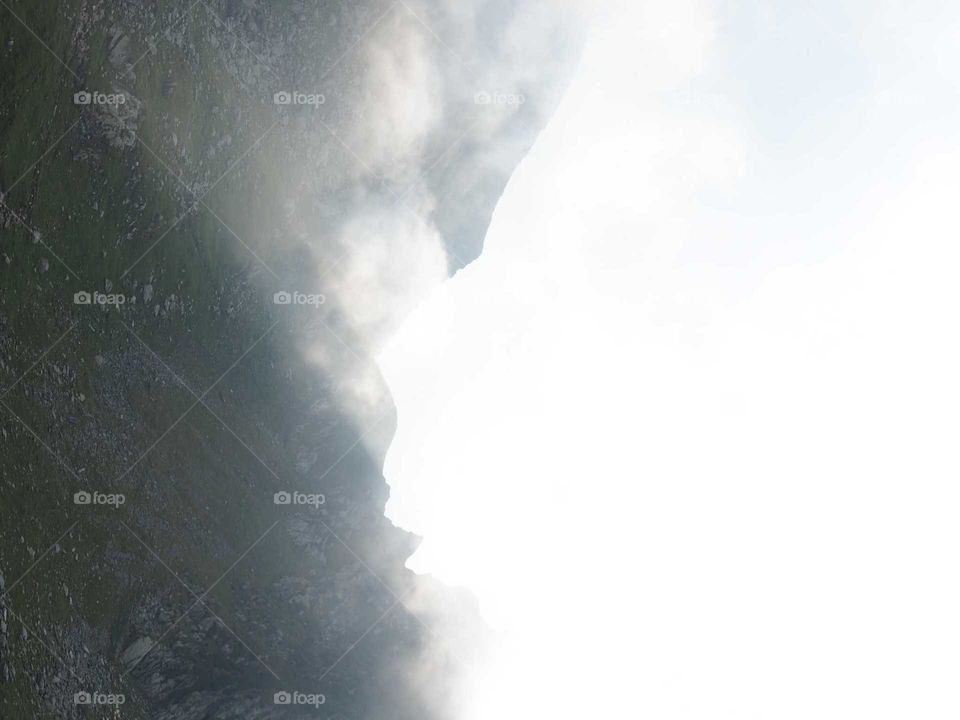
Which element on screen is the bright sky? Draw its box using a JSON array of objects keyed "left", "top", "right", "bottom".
[{"left": 380, "top": 1, "right": 960, "bottom": 717}]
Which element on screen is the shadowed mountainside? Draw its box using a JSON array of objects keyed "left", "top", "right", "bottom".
[{"left": 0, "top": 1, "right": 581, "bottom": 717}]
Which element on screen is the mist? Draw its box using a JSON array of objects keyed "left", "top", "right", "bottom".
[{"left": 382, "top": 1, "right": 960, "bottom": 717}]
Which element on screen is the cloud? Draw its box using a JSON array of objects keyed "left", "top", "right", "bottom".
[
  {"left": 381, "top": 1, "right": 960, "bottom": 718},
  {"left": 243, "top": 2, "right": 587, "bottom": 716},
  {"left": 325, "top": 196, "right": 450, "bottom": 343},
  {"left": 345, "top": 6, "right": 445, "bottom": 179},
  {"left": 254, "top": 0, "right": 586, "bottom": 449}
]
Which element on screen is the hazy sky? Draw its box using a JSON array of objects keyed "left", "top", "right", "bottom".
[{"left": 381, "top": 1, "right": 960, "bottom": 717}]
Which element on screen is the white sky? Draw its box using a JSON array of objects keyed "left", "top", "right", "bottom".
[{"left": 380, "top": 1, "right": 960, "bottom": 717}]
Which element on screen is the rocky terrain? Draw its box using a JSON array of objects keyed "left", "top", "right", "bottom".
[{"left": 0, "top": 1, "right": 580, "bottom": 717}]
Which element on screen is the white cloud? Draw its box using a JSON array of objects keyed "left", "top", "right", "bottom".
[
  {"left": 326, "top": 198, "right": 450, "bottom": 342},
  {"left": 381, "top": 1, "right": 960, "bottom": 718},
  {"left": 349, "top": 6, "right": 445, "bottom": 179}
]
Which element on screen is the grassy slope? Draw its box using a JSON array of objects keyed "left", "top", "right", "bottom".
[{"left": 0, "top": 2, "right": 373, "bottom": 717}]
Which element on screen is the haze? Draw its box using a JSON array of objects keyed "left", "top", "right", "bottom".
[{"left": 382, "top": 1, "right": 960, "bottom": 718}]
